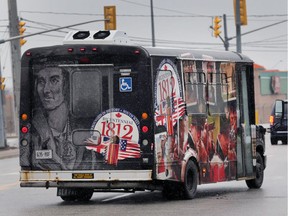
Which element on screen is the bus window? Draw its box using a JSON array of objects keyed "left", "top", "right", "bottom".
[
  {"left": 183, "top": 60, "right": 197, "bottom": 106},
  {"left": 71, "top": 69, "right": 102, "bottom": 117},
  {"left": 220, "top": 63, "right": 236, "bottom": 100},
  {"left": 221, "top": 72, "right": 229, "bottom": 102}
]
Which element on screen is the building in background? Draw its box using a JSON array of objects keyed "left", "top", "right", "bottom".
[{"left": 254, "top": 64, "right": 288, "bottom": 124}]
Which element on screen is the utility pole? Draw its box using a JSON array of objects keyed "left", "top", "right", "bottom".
[
  {"left": 235, "top": 0, "right": 242, "bottom": 53},
  {"left": 223, "top": 14, "right": 229, "bottom": 51},
  {"left": 150, "top": 0, "right": 156, "bottom": 47},
  {"left": 8, "top": 0, "right": 20, "bottom": 136},
  {"left": 0, "top": 60, "right": 7, "bottom": 148}
]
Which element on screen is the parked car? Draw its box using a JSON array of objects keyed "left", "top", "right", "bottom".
[{"left": 269, "top": 99, "right": 288, "bottom": 145}]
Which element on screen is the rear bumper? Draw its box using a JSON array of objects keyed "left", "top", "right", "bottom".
[
  {"left": 271, "top": 130, "right": 288, "bottom": 139},
  {"left": 20, "top": 170, "right": 153, "bottom": 189}
]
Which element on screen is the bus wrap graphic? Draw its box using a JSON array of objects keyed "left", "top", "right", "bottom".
[
  {"left": 154, "top": 59, "right": 184, "bottom": 128},
  {"left": 86, "top": 109, "right": 141, "bottom": 165}
]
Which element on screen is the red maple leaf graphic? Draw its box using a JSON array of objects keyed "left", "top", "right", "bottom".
[
  {"left": 164, "top": 65, "right": 168, "bottom": 70},
  {"left": 116, "top": 113, "right": 122, "bottom": 118}
]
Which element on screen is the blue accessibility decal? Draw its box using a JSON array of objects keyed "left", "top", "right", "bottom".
[{"left": 119, "top": 77, "right": 132, "bottom": 92}]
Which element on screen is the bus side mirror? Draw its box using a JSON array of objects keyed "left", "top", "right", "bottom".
[{"left": 275, "top": 100, "right": 283, "bottom": 118}]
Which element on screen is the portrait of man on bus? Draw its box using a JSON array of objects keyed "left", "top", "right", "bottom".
[
  {"left": 31, "top": 66, "right": 98, "bottom": 170},
  {"left": 190, "top": 117, "right": 208, "bottom": 163}
]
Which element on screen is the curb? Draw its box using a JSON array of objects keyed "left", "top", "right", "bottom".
[{"left": 0, "top": 147, "right": 19, "bottom": 160}]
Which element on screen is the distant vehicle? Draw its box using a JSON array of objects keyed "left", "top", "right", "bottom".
[
  {"left": 270, "top": 99, "right": 288, "bottom": 145},
  {"left": 19, "top": 30, "right": 266, "bottom": 201}
]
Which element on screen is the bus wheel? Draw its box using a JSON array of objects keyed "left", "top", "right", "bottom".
[
  {"left": 77, "top": 189, "right": 94, "bottom": 201},
  {"left": 246, "top": 152, "right": 264, "bottom": 189},
  {"left": 60, "top": 189, "right": 93, "bottom": 202},
  {"left": 182, "top": 160, "right": 198, "bottom": 199},
  {"left": 60, "top": 195, "right": 77, "bottom": 201}
]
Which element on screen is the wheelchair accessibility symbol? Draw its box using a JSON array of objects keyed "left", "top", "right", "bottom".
[{"left": 119, "top": 77, "right": 132, "bottom": 92}]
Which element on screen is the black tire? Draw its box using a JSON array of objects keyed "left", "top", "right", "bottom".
[
  {"left": 60, "top": 189, "right": 93, "bottom": 202},
  {"left": 270, "top": 137, "right": 277, "bottom": 145},
  {"left": 182, "top": 160, "right": 198, "bottom": 199},
  {"left": 77, "top": 189, "right": 94, "bottom": 201},
  {"left": 60, "top": 195, "right": 77, "bottom": 201},
  {"left": 246, "top": 152, "right": 264, "bottom": 189}
]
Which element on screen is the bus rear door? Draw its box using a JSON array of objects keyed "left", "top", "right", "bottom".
[{"left": 236, "top": 65, "right": 254, "bottom": 179}]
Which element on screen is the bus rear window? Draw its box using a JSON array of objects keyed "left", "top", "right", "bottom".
[{"left": 72, "top": 71, "right": 101, "bottom": 117}]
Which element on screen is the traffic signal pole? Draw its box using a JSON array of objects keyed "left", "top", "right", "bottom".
[
  {"left": 0, "top": 60, "right": 7, "bottom": 148},
  {"left": 150, "top": 0, "right": 156, "bottom": 47},
  {"left": 223, "top": 14, "right": 229, "bottom": 51},
  {"left": 235, "top": 0, "right": 242, "bottom": 53}
]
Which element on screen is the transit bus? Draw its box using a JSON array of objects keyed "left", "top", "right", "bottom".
[{"left": 19, "top": 30, "right": 266, "bottom": 201}]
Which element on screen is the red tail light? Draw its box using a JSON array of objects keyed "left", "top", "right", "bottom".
[
  {"left": 21, "top": 126, "right": 29, "bottom": 134},
  {"left": 142, "top": 126, "right": 149, "bottom": 133}
]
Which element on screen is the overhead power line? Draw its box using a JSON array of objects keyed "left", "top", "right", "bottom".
[{"left": 19, "top": 10, "right": 287, "bottom": 19}]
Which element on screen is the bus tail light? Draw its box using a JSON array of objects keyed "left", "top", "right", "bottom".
[
  {"left": 21, "top": 113, "right": 28, "bottom": 121},
  {"left": 134, "top": 50, "right": 141, "bottom": 55},
  {"left": 21, "top": 126, "right": 29, "bottom": 134},
  {"left": 142, "top": 139, "right": 148, "bottom": 146},
  {"left": 269, "top": 115, "right": 274, "bottom": 125},
  {"left": 21, "top": 139, "right": 28, "bottom": 146},
  {"left": 141, "top": 112, "right": 148, "bottom": 120},
  {"left": 141, "top": 126, "right": 149, "bottom": 133}
]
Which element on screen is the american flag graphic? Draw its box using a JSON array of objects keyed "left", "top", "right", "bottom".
[
  {"left": 86, "top": 137, "right": 140, "bottom": 160},
  {"left": 171, "top": 96, "right": 186, "bottom": 124},
  {"left": 155, "top": 96, "right": 186, "bottom": 126},
  {"left": 119, "top": 139, "right": 141, "bottom": 160}
]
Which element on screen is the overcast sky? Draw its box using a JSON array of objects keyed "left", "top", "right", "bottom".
[{"left": 0, "top": 0, "right": 287, "bottom": 89}]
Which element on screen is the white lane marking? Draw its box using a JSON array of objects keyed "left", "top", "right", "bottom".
[
  {"left": 102, "top": 193, "right": 133, "bottom": 202},
  {"left": 0, "top": 182, "right": 18, "bottom": 191},
  {"left": 0, "top": 172, "right": 19, "bottom": 176},
  {"left": 2, "top": 172, "right": 19, "bottom": 175}
]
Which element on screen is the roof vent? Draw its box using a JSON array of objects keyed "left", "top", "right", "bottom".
[{"left": 63, "top": 30, "right": 132, "bottom": 45}]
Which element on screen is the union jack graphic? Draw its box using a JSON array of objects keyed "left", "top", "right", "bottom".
[
  {"left": 155, "top": 96, "right": 186, "bottom": 126},
  {"left": 86, "top": 136, "right": 110, "bottom": 156}
]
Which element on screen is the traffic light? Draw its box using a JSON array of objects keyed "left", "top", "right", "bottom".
[
  {"left": 234, "top": 0, "right": 248, "bottom": 26},
  {"left": 19, "top": 20, "right": 27, "bottom": 46},
  {"left": 213, "top": 16, "right": 222, "bottom": 38},
  {"left": 104, "top": 6, "right": 116, "bottom": 30}
]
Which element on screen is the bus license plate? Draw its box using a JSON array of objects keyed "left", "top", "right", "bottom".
[
  {"left": 72, "top": 173, "right": 94, "bottom": 179},
  {"left": 35, "top": 150, "right": 52, "bottom": 159}
]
